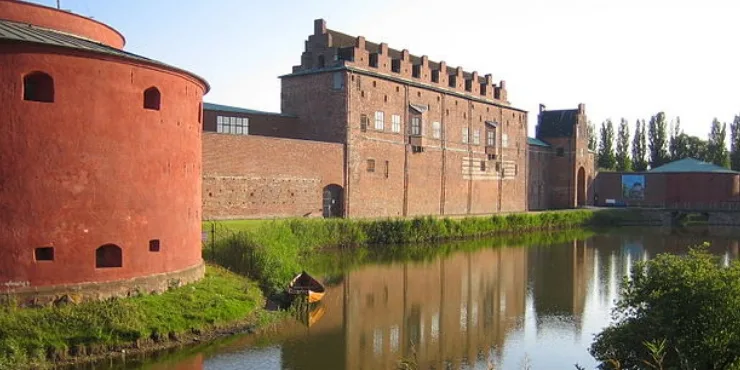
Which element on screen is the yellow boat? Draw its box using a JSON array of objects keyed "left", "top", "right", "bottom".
[{"left": 287, "top": 271, "right": 326, "bottom": 303}]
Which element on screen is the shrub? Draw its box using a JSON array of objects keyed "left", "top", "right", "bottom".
[{"left": 590, "top": 244, "right": 740, "bottom": 369}]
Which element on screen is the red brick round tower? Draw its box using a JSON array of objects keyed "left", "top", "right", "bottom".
[{"left": 0, "top": 0, "right": 208, "bottom": 305}]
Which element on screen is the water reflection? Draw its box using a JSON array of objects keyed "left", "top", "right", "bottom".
[{"left": 83, "top": 228, "right": 740, "bottom": 370}]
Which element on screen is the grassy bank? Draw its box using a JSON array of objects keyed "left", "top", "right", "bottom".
[
  {"left": 0, "top": 266, "right": 276, "bottom": 370},
  {"left": 205, "top": 209, "right": 620, "bottom": 295}
]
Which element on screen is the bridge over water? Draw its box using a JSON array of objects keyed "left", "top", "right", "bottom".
[{"left": 601, "top": 203, "right": 740, "bottom": 227}]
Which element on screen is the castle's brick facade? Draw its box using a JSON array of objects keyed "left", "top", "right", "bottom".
[{"left": 202, "top": 19, "right": 594, "bottom": 219}]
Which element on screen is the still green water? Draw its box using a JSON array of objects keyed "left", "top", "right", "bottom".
[{"left": 75, "top": 227, "right": 740, "bottom": 370}]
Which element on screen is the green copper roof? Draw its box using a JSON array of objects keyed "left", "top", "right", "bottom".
[
  {"left": 648, "top": 157, "right": 738, "bottom": 174},
  {"left": 203, "top": 102, "right": 295, "bottom": 117},
  {"left": 527, "top": 137, "right": 550, "bottom": 147},
  {"left": 0, "top": 19, "right": 209, "bottom": 91}
]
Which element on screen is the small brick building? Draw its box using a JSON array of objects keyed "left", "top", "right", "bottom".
[
  {"left": 594, "top": 158, "right": 740, "bottom": 208},
  {"left": 202, "top": 19, "right": 595, "bottom": 219},
  {"left": 0, "top": 0, "right": 207, "bottom": 304}
]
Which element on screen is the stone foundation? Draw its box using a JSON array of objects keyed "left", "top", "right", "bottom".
[{"left": 1, "top": 261, "right": 205, "bottom": 308}]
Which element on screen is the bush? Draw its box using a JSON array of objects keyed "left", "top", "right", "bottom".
[{"left": 590, "top": 244, "right": 740, "bottom": 369}]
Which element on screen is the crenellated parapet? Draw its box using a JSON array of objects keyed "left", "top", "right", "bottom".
[{"left": 292, "top": 19, "right": 509, "bottom": 104}]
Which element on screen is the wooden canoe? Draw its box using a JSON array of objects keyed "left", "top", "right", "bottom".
[{"left": 287, "top": 271, "right": 326, "bottom": 303}]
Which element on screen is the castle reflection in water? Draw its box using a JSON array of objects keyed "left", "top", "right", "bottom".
[{"left": 183, "top": 230, "right": 740, "bottom": 370}]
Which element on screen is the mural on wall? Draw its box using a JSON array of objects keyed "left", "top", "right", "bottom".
[{"left": 622, "top": 174, "right": 645, "bottom": 200}]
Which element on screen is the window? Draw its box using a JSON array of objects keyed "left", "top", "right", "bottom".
[
  {"left": 332, "top": 72, "right": 344, "bottom": 90},
  {"left": 412, "top": 65, "right": 421, "bottom": 78},
  {"left": 480, "top": 161, "right": 486, "bottom": 172},
  {"left": 149, "top": 239, "right": 160, "bottom": 252},
  {"left": 217, "top": 116, "right": 249, "bottom": 135},
  {"left": 411, "top": 117, "right": 422, "bottom": 136},
  {"left": 462, "top": 128, "right": 469, "bottom": 144},
  {"left": 576, "top": 125, "right": 580, "bottom": 138},
  {"left": 465, "top": 79, "right": 472, "bottom": 92},
  {"left": 449, "top": 76, "right": 456, "bottom": 88},
  {"left": 391, "top": 59, "right": 401, "bottom": 73},
  {"left": 431, "top": 70, "right": 440, "bottom": 83},
  {"left": 473, "top": 129, "right": 480, "bottom": 145},
  {"left": 556, "top": 147, "right": 565, "bottom": 157},
  {"left": 96, "top": 244, "right": 122, "bottom": 268},
  {"left": 23, "top": 72, "right": 54, "bottom": 102},
  {"left": 367, "top": 159, "right": 376, "bottom": 172},
  {"left": 487, "top": 129, "right": 496, "bottom": 146},
  {"left": 35, "top": 247, "right": 54, "bottom": 261},
  {"left": 143, "top": 87, "right": 161, "bottom": 110},
  {"left": 391, "top": 115, "right": 401, "bottom": 133},
  {"left": 480, "top": 84, "right": 487, "bottom": 96},
  {"left": 374, "top": 111, "right": 384, "bottom": 130},
  {"left": 432, "top": 121, "right": 441, "bottom": 139},
  {"left": 384, "top": 161, "right": 389, "bottom": 178},
  {"left": 502, "top": 133, "right": 509, "bottom": 148},
  {"left": 369, "top": 53, "right": 379, "bottom": 68},
  {"left": 360, "top": 114, "right": 369, "bottom": 132},
  {"left": 317, "top": 55, "right": 325, "bottom": 68}
]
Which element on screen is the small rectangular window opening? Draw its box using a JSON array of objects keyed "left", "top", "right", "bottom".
[
  {"left": 35, "top": 247, "right": 54, "bottom": 261},
  {"left": 367, "top": 159, "right": 376, "bottom": 173},
  {"left": 384, "top": 161, "right": 390, "bottom": 178},
  {"left": 149, "top": 239, "right": 161, "bottom": 252},
  {"left": 480, "top": 161, "right": 486, "bottom": 172}
]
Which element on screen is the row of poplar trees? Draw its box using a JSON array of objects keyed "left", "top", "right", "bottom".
[{"left": 588, "top": 113, "right": 740, "bottom": 172}]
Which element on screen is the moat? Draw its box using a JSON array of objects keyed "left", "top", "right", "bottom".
[{"left": 76, "top": 227, "right": 740, "bottom": 370}]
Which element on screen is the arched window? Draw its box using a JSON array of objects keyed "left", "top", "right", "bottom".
[
  {"left": 23, "top": 72, "right": 54, "bottom": 102},
  {"left": 96, "top": 244, "right": 122, "bottom": 268},
  {"left": 143, "top": 87, "right": 161, "bottom": 110}
]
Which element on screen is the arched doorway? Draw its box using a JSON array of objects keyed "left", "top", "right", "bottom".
[
  {"left": 322, "top": 184, "right": 343, "bottom": 218},
  {"left": 577, "top": 167, "right": 586, "bottom": 207}
]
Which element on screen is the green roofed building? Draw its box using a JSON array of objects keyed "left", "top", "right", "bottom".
[{"left": 594, "top": 157, "right": 740, "bottom": 208}]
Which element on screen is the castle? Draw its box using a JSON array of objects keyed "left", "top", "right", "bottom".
[
  {"left": 0, "top": 0, "right": 207, "bottom": 305},
  {"left": 202, "top": 19, "right": 595, "bottom": 219}
]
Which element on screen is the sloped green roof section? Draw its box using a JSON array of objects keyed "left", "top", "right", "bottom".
[
  {"left": 527, "top": 137, "right": 550, "bottom": 147},
  {"left": 0, "top": 19, "right": 209, "bottom": 91},
  {"left": 203, "top": 102, "right": 295, "bottom": 117},
  {"left": 648, "top": 157, "right": 739, "bottom": 174}
]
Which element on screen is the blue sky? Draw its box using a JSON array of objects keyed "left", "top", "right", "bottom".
[{"left": 30, "top": 0, "right": 740, "bottom": 138}]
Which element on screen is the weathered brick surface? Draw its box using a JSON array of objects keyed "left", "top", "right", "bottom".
[
  {"left": 594, "top": 172, "right": 740, "bottom": 207},
  {"left": 528, "top": 144, "right": 552, "bottom": 210},
  {"left": 202, "top": 133, "right": 344, "bottom": 219}
]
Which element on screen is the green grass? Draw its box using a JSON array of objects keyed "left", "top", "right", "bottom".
[
  {"left": 205, "top": 210, "right": 620, "bottom": 296},
  {"left": 0, "top": 265, "right": 271, "bottom": 370},
  {"left": 202, "top": 219, "right": 271, "bottom": 236}
]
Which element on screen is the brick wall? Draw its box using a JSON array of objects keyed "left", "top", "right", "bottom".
[
  {"left": 344, "top": 71, "right": 529, "bottom": 217},
  {"left": 528, "top": 144, "right": 552, "bottom": 210},
  {"left": 202, "top": 133, "right": 344, "bottom": 219},
  {"left": 595, "top": 171, "right": 740, "bottom": 207}
]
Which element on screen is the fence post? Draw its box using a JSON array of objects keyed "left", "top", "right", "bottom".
[{"left": 211, "top": 222, "right": 216, "bottom": 261}]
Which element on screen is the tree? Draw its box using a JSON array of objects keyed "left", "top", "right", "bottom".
[
  {"left": 669, "top": 117, "right": 681, "bottom": 161},
  {"left": 597, "top": 119, "right": 616, "bottom": 170},
  {"left": 587, "top": 120, "right": 598, "bottom": 152},
  {"left": 615, "top": 118, "right": 632, "bottom": 171},
  {"left": 648, "top": 112, "right": 669, "bottom": 168},
  {"left": 707, "top": 118, "right": 730, "bottom": 168},
  {"left": 731, "top": 115, "right": 740, "bottom": 171},
  {"left": 632, "top": 119, "right": 648, "bottom": 171},
  {"left": 590, "top": 245, "right": 740, "bottom": 369}
]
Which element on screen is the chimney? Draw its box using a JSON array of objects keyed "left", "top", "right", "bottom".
[
  {"left": 499, "top": 80, "right": 506, "bottom": 89},
  {"left": 379, "top": 42, "right": 388, "bottom": 55},
  {"left": 356, "top": 36, "right": 365, "bottom": 49},
  {"left": 539, "top": 104, "right": 546, "bottom": 113},
  {"left": 439, "top": 60, "right": 447, "bottom": 72},
  {"left": 578, "top": 103, "right": 586, "bottom": 114},
  {"left": 421, "top": 55, "right": 429, "bottom": 68},
  {"left": 314, "top": 19, "right": 326, "bottom": 35},
  {"left": 471, "top": 71, "right": 479, "bottom": 81},
  {"left": 485, "top": 74, "right": 493, "bottom": 85}
]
